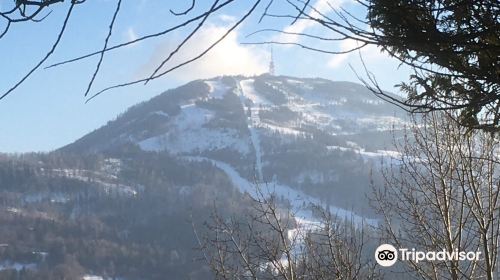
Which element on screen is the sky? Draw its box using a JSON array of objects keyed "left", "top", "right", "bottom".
[{"left": 0, "top": 0, "right": 412, "bottom": 153}]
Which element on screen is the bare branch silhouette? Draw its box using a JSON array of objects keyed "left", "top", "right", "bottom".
[
  {"left": 0, "top": 1, "right": 76, "bottom": 101},
  {"left": 84, "top": 0, "right": 122, "bottom": 97},
  {"left": 170, "top": 0, "right": 196, "bottom": 16}
]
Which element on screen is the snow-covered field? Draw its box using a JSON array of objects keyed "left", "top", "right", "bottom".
[
  {"left": 205, "top": 79, "right": 230, "bottom": 100},
  {"left": 240, "top": 79, "right": 271, "bottom": 105},
  {"left": 138, "top": 101, "right": 251, "bottom": 155}
]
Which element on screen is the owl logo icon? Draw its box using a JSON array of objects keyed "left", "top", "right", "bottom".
[{"left": 375, "top": 244, "right": 398, "bottom": 267}]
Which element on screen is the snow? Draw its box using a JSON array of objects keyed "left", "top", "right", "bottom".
[
  {"left": 295, "top": 170, "right": 332, "bottom": 184},
  {"left": 81, "top": 276, "right": 125, "bottom": 280},
  {"left": 6, "top": 207, "right": 20, "bottom": 214},
  {"left": 346, "top": 141, "right": 361, "bottom": 149},
  {"left": 150, "top": 111, "right": 169, "bottom": 118},
  {"left": 82, "top": 275, "right": 123, "bottom": 280},
  {"left": 180, "top": 103, "right": 195, "bottom": 109},
  {"left": 178, "top": 104, "right": 213, "bottom": 128},
  {"left": 102, "top": 158, "right": 122, "bottom": 178},
  {"left": 287, "top": 101, "right": 335, "bottom": 129},
  {"left": 362, "top": 99, "right": 384, "bottom": 105},
  {"left": 300, "top": 91, "right": 348, "bottom": 106},
  {"left": 137, "top": 138, "right": 161, "bottom": 151},
  {"left": 24, "top": 193, "right": 70, "bottom": 204},
  {"left": 32, "top": 251, "right": 48, "bottom": 258},
  {"left": 139, "top": 127, "right": 249, "bottom": 155},
  {"left": 249, "top": 126, "right": 263, "bottom": 182},
  {"left": 326, "top": 145, "right": 352, "bottom": 152},
  {"left": 138, "top": 104, "right": 251, "bottom": 155},
  {"left": 205, "top": 79, "right": 230, "bottom": 99},
  {"left": 0, "top": 261, "right": 36, "bottom": 272},
  {"left": 356, "top": 116, "right": 407, "bottom": 131},
  {"left": 259, "top": 122, "right": 306, "bottom": 137},
  {"left": 360, "top": 149, "right": 401, "bottom": 159},
  {"left": 327, "top": 145, "right": 401, "bottom": 161},
  {"left": 240, "top": 79, "right": 271, "bottom": 105},
  {"left": 286, "top": 79, "right": 304, "bottom": 85},
  {"left": 82, "top": 276, "right": 103, "bottom": 280},
  {"left": 178, "top": 185, "right": 193, "bottom": 197}
]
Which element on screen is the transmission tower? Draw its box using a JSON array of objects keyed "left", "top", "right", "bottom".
[{"left": 269, "top": 46, "right": 275, "bottom": 76}]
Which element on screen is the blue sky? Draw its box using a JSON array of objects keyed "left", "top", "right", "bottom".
[{"left": 0, "top": 0, "right": 411, "bottom": 153}]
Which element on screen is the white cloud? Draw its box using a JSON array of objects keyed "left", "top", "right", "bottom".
[
  {"left": 137, "top": 22, "right": 269, "bottom": 81},
  {"left": 327, "top": 41, "right": 391, "bottom": 69},
  {"left": 327, "top": 39, "right": 359, "bottom": 67},
  {"left": 219, "top": 14, "right": 237, "bottom": 23},
  {"left": 126, "top": 27, "right": 138, "bottom": 42}
]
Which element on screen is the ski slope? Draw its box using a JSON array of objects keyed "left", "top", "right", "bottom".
[
  {"left": 185, "top": 155, "right": 377, "bottom": 269},
  {"left": 237, "top": 79, "right": 264, "bottom": 182}
]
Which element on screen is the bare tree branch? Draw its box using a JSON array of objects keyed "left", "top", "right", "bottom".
[
  {"left": 170, "top": 0, "right": 196, "bottom": 16},
  {"left": 0, "top": 1, "right": 76, "bottom": 101},
  {"left": 84, "top": 0, "right": 122, "bottom": 97}
]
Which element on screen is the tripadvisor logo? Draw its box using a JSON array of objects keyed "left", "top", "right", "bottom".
[
  {"left": 375, "top": 244, "right": 482, "bottom": 267},
  {"left": 375, "top": 244, "right": 398, "bottom": 267}
]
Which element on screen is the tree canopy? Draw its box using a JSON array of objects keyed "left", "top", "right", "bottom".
[{"left": 367, "top": 0, "right": 500, "bottom": 130}]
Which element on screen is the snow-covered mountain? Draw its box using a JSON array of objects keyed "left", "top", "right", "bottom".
[{"left": 62, "top": 74, "right": 406, "bottom": 216}]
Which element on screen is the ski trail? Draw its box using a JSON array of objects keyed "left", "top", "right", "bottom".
[
  {"left": 184, "top": 156, "right": 376, "bottom": 226},
  {"left": 236, "top": 79, "right": 264, "bottom": 182},
  {"left": 184, "top": 155, "right": 377, "bottom": 269}
]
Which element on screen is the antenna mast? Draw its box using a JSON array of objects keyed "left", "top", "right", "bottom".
[{"left": 269, "top": 46, "right": 275, "bottom": 76}]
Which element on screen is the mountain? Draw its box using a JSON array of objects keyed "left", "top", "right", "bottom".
[
  {"left": 63, "top": 74, "right": 406, "bottom": 211},
  {"left": 0, "top": 74, "right": 407, "bottom": 279}
]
